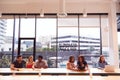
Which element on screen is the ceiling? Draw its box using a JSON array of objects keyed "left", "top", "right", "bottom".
[
  {"left": 0, "top": 0, "right": 119, "bottom": 13},
  {"left": 0, "top": 0, "right": 113, "bottom": 4}
]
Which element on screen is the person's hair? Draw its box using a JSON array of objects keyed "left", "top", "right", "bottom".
[
  {"left": 69, "top": 55, "right": 75, "bottom": 63},
  {"left": 38, "top": 55, "right": 43, "bottom": 59},
  {"left": 17, "top": 55, "right": 22, "bottom": 59},
  {"left": 78, "top": 55, "right": 85, "bottom": 62},
  {"left": 28, "top": 55, "right": 33, "bottom": 62},
  {"left": 99, "top": 55, "right": 105, "bottom": 63}
]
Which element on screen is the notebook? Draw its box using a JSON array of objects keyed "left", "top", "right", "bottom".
[{"left": 104, "top": 65, "right": 115, "bottom": 72}]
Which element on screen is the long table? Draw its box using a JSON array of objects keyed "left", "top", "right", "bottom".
[
  {"left": 0, "top": 76, "right": 120, "bottom": 80},
  {"left": 0, "top": 68, "right": 120, "bottom": 76}
]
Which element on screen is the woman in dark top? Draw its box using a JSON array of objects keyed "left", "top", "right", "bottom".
[{"left": 77, "top": 55, "right": 88, "bottom": 71}]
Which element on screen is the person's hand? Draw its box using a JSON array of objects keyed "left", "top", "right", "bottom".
[{"left": 32, "top": 67, "right": 35, "bottom": 70}]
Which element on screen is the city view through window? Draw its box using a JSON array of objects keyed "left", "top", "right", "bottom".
[{"left": 0, "top": 15, "right": 118, "bottom": 68}]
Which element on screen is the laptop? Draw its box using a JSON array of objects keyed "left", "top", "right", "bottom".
[{"left": 104, "top": 65, "right": 115, "bottom": 72}]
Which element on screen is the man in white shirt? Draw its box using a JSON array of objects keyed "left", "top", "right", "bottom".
[{"left": 33, "top": 55, "right": 48, "bottom": 69}]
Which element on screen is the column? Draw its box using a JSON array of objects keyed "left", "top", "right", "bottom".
[{"left": 108, "top": 0, "right": 119, "bottom": 68}]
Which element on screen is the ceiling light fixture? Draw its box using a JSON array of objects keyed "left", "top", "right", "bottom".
[
  {"left": 83, "top": 8, "right": 87, "bottom": 17},
  {"left": 57, "top": 0, "right": 67, "bottom": 17},
  {"left": 40, "top": 9, "right": 44, "bottom": 17},
  {"left": 83, "top": 0, "right": 87, "bottom": 17},
  {"left": 40, "top": 0, "right": 44, "bottom": 18}
]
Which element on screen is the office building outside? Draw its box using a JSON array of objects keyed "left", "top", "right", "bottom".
[
  {"left": 0, "top": 19, "right": 7, "bottom": 49},
  {"left": 51, "top": 35, "right": 100, "bottom": 51}
]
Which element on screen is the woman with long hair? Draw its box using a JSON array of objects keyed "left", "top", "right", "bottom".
[
  {"left": 26, "top": 55, "right": 34, "bottom": 68},
  {"left": 77, "top": 55, "right": 88, "bottom": 71},
  {"left": 98, "top": 55, "right": 108, "bottom": 68}
]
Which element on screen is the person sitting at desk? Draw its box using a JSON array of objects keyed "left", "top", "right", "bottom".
[
  {"left": 26, "top": 55, "right": 34, "bottom": 68},
  {"left": 77, "top": 55, "right": 88, "bottom": 71},
  {"left": 66, "top": 55, "right": 77, "bottom": 71},
  {"left": 33, "top": 55, "right": 48, "bottom": 69},
  {"left": 10, "top": 55, "right": 26, "bottom": 70},
  {"left": 98, "top": 55, "right": 108, "bottom": 68}
]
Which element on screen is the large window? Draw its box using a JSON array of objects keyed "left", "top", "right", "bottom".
[
  {"left": 57, "top": 16, "right": 78, "bottom": 68},
  {"left": 79, "top": 15, "right": 101, "bottom": 67},
  {"left": 36, "top": 16, "right": 56, "bottom": 68},
  {"left": 0, "top": 19, "right": 13, "bottom": 67},
  {"left": 20, "top": 16, "right": 35, "bottom": 38},
  {"left": 101, "top": 15, "right": 109, "bottom": 63},
  {"left": 117, "top": 15, "right": 120, "bottom": 65},
  {"left": 0, "top": 14, "right": 110, "bottom": 68}
]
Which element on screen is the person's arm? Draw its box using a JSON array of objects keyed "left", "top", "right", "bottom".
[
  {"left": 76, "top": 61, "right": 80, "bottom": 70},
  {"left": 43, "top": 60, "right": 48, "bottom": 68},
  {"left": 32, "top": 62, "right": 35, "bottom": 69},
  {"left": 66, "top": 62, "right": 71, "bottom": 69},
  {"left": 85, "top": 61, "right": 89, "bottom": 70},
  {"left": 32, "top": 61, "right": 38, "bottom": 69},
  {"left": 23, "top": 60, "right": 26, "bottom": 68},
  {"left": 10, "top": 63, "right": 15, "bottom": 70},
  {"left": 26, "top": 62, "right": 28, "bottom": 68},
  {"left": 66, "top": 62, "right": 76, "bottom": 70},
  {"left": 10, "top": 63, "right": 18, "bottom": 70},
  {"left": 85, "top": 64, "right": 89, "bottom": 70}
]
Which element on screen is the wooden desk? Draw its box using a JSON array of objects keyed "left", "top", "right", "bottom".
[
  {"left": 90, "top": 68, "right": 120, "bottom": 76},
  {"left": 41, "top": 68, "right": 120, "bottom": 76},
  {"left": 0, "top": 68, "right": 40, "bottom": 75},
  {"left": 0, "top": 68, "right": 120, "bottom": 76},
  {"left": 40, "top": 68, "right": 89, "bottom": 75},
  {"left": 0, "top": 76, "right": 104, "bottom": 80},
  {"left": 104, "top": 76, "right": 120, "bottom": 80},
  {"left": 0, "top": 76, "right": 120, "bottom": 80}
]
